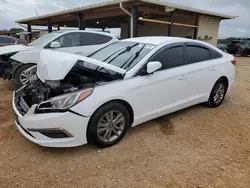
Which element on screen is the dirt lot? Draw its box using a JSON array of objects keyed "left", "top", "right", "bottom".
[{"left": 0, "top": 57, "right": 249, "bottom": 188}]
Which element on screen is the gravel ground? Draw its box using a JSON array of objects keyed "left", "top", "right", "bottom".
[{"left": 0, "top": 57, "right": 250, "bottom": 188}]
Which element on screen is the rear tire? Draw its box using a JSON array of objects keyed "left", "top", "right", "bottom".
[
  {"left": 207, "top": 78, "right": 228, "bottom": 108},
  {"left": 15, "top": 64, "right": 36, "bottom": 87},
  {"left": 241, "top": 51, "right": 248, "bottom": 57},
  {"left": 87, "top": 102, "right": 130, "bottom": 148}
]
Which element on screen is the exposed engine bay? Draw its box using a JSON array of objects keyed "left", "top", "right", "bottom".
[{"left": 14, "top": 60, "right": 122, "bottom": 115}]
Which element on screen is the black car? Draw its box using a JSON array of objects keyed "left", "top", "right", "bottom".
[
  {"left": 217, "top": 44, "right": 226, "bottom": 52},
  {"left": 227, "top": 40, "right": 250, "bottom": 56}
]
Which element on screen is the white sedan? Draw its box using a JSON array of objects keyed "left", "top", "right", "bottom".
[
  {"left": 13, "top": 37, "right": 235, "bottom": 148},
  {"left": 0, "top": 30, "right": 117, "bottom": 86}
]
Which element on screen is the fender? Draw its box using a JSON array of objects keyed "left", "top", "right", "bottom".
[{"left": 11, "top": 50, "right": 41, "bottom": 65}]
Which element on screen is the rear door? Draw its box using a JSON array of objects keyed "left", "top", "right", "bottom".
[
  {"left": 52, "top": 32, "right": 114, "bottom": 56},
  {"left": 76, "top": 32, "right": 114, "bottom": 56},
  {"left": 183, "top": 43, "right": 223, "bottom": 104}
]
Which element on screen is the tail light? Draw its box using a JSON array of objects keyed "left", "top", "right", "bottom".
[
  {"left": 231, "top": 59, "right": 236, "bottom": 65},
  {"left": 236, "top": 45, "right": 242, "bottom": 49}
]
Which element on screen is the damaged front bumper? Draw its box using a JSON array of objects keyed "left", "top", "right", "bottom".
[{"left": 12, "top": 92, "right": 90, "bottom": 147}]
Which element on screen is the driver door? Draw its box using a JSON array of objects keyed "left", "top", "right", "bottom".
[
  {"left": 128, "top": 44, "right": 190, "bottom": 124},
  {"left": 52, "top": 32, "right": 83, "bottom": 54}
]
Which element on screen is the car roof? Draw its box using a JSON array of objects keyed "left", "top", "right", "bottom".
[
  {"left": 122, "top": 36, "right": 197, "bottom": 46},
  {"left": 51, "top": 30, "right": 116, "bottom": 38}
]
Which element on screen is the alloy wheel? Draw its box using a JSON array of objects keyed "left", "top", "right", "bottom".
[
  {"left": 20, "top": 67, "right": 37, "bottom": 85},
  {"left": 97, "top": 110, "right": 125, "bottom": 143},
  {"left": 213, "top": 82, "right": 225, "bottom": 105}
]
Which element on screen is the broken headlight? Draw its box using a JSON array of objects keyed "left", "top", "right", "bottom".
[{"left": 36, "top": 88, "right": 93, "bottom": 112}]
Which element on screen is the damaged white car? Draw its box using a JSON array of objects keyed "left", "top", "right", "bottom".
[
  {"left": 13, "top": 37, "right": 235, "bottom": 148},
  {"left": 0, "top": 30, "right": 117, "bottom": 86}
]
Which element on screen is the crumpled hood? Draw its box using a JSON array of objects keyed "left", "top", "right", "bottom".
[
  {"left": 37, "top": 49, "right": 126, "bottom": 81},
  {"left": 0, "top": 44, "right": 34, "bottom": 55}
]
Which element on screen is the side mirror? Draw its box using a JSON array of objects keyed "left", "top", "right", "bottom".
[
  {"left": 147, "top": 61, "right": 162, "bottom": 74},
  {"left": 50, "top": 41, "right": 61, "bottom": 48}
]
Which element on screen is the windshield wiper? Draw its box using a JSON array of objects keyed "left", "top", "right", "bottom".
[
  {"left": 121, "top": 44, "right": 146, "bottom": 69},
  {"left": 105, "top": 43, "right": 139, "bottom": 64},
  {"left": 97, "top": 67, "right": 121, "bottom": 79}
]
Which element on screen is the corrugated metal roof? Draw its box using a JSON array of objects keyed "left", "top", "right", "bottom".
[
  {"left": 141, "top": 0, "right": 235, "bottom": 19},
  {"left": 16, "top": 0, "right": 235, "bottom": 23},
  {"left": 16, "top": 0, "right": 129, "bottom": 23}
]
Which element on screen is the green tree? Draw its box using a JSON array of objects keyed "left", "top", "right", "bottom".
[{"left": 9, "top": 28, "right": 24, "bottom": 33}]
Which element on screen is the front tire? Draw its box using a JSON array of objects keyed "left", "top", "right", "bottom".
[
  {"left": 15, "top": 64, "right": 36, "bottom": 87},
  {"left": 207, "top": 78, "right": 228, "bottom": 108},
  {"left": 87, "top": 102, "right": 130, "bottom": 148}
]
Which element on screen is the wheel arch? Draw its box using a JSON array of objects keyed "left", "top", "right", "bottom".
[
  {"left": 14, "top": 63, "right": 36, "bottom": 79},
  {"left": 91, "top": 99, "right": 134, "bottom": 124},
  {"left": 219, "top": 76, "right": 229, "bottom": 91}
]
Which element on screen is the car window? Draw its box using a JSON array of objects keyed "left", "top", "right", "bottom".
[
  {"left": 210, "top": 49, "right": 222, "bottom": 59},
  {"left": 54, "top": 33, "right": 82, "bottom": 48},
  {"left": 81, "top": 33, "right": 112, "bottom": 46},
  {"left": 28, "top": 33, "right": 58, "bottom": 46},
  {"left": 186, "top": 46, "right": 210, "bottom": 64},
  {"left": 0, "top": 37, "right": 12, "bottom": 44},
  {"left": 150, "top": 46, "right": 184, "bottom": 70}
]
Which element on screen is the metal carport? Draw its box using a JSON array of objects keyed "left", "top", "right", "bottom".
[{"left": 16, "top": 0, "right": 235, "bottom": 45}]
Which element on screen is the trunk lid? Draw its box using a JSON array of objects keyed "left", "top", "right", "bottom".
[{"left": 37, "top": 49, "right": 126, "bottom": 81}]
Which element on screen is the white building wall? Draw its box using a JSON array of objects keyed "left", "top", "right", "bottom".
[
  {"left": 120, "top": 14, "right": 221, "bottom": 46},
  {"left": 121, "top": 22, "right": 195, "bottom": 39},
  {"left": 197, "top": 15, "right": 221, "bottom": 46}
]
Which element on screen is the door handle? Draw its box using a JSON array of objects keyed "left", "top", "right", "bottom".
[
  {"left": 210, "top": 66, "right": 217, "bottom": 71},
  {"left": 74, "top": 52, "right": 82, "bottom": 55},
  {"left": 179, "top": 74, "right": 188, "bottom": 80}
]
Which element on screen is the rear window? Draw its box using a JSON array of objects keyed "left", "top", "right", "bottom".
[
  {"left": 211, "top": 49, "right": 222, "bottom": 59},
  {"left": 230, "top": 41, "right": 239, "bottom": 44},
  {"left": 238, "top": 41, "right": 247, "bottom": 45}
]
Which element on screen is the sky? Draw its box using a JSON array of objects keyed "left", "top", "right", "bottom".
[{"left": 0, "top": 0, "right": 249, "bottom": 39}]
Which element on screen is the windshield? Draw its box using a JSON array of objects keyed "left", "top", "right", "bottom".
[
  {"left": 27, "top": 33, "right": 59, "bottom": 46},
  {"left": 89, "top": 41, "right": 155, "bottom": 71}
]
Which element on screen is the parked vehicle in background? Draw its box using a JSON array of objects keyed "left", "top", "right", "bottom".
[
  {"left": 217, "top": 44, "right": 226, "bottom": 52},
  {"left": 0, "top": 30, "right": 118, "bottom": 86},
  {"left": 13, "top": 37, "right": 236, "bottom": 148},
  {"left": 0, "top": 35, "right": 26, "bottom": 47},
  {"left": 227, "top": 40, "right": 250, "bottom": 56}
]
